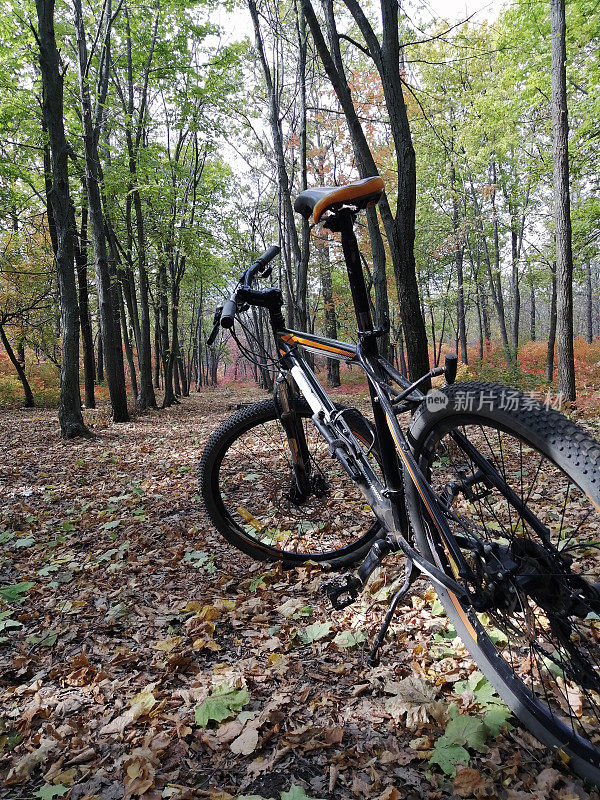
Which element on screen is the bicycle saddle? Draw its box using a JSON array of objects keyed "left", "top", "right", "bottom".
[{"left": 294, "top": 176, "right": 384, "bottom": 224}]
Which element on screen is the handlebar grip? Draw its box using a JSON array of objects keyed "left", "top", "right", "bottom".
[
  {"left": 220, "top": 299, "right": 237, "bottom": 329},
  {"left": 207, "top": 324, "right": 219, "bottom": 346},
  {"left": 254, "top": 244, "right": 280, "bottom": 269},
  {"left": 444, "top": 352, "right": 458, "bottom": 385}
]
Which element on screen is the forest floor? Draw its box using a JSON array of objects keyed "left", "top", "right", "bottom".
[{"left": 1, "top": 388, "right": 600, "bottom": 800}]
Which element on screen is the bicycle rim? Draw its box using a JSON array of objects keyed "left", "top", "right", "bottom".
[
  {"left": 409, "top": 409, "right": 600, "bottom": 776},
  {"left": 206, "top": 401, "right": 381, "bottom": 562}
]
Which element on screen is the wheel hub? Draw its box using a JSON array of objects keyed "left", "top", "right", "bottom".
[{"left": 286, "top": 473, "right": 330, "bottom": 505}]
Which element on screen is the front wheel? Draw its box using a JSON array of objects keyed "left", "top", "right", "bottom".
[
  {"left": 199, "top": 398, "right": 382, "bottom": 567},
  {"left": 405, "top": 382, "right": 600, "bottom": 784}
]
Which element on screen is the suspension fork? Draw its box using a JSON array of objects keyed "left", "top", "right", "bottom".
[{"left": 275, "top": 376, "right": 312, "bottom": 500}]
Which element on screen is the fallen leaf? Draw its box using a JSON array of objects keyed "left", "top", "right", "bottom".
[
  {"left": 195, "top": 685, "right": 250, "bottom": 728},
  {"left": 453, "top": 766, "right": 486, "bottom": 797},
  {"left": 230, "top": 723, "right": 259, "bottom": 755},
  {"left": 123, "top": 746, "right": 158, "bottom": 797},
  {"left": 154, "top": 636, "right": 182, "bottom": 652},
  {"left": 33, "top": 785, "right": 69, "bottom": 800},
  {"left": 384, "top": 675, "right": 440, "bottom": 730},
  {"left": 5, "top": 737, "right": 58, "bottom": 785}
]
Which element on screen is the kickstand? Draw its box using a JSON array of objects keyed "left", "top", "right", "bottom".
[{"left": 367, "top": 558, "right": 419, "bottom": 667}]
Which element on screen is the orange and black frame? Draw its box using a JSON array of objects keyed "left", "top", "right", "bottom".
[{"left": 212, "top": 208, "right": 482, "bottom": 620}]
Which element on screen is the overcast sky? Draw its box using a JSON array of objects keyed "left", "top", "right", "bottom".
[
  {"left": 403, "top": 0, "right": 502, "bottom": 24},
  {"left": 217, "top": 0, "right": 504, "bottom": 43}
]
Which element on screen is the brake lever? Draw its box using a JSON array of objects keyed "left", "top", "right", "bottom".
[{"left": 206, "top": 306, "right": 223, "bottom": 346}]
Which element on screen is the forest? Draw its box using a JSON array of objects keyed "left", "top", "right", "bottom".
[
  {"left": 0, "top": 0, "right": 599, "bottom": 424},
  {"left": 2, "top": 0, "right": 600, "bottom": 798}
]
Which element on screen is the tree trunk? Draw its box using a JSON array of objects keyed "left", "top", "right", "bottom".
[
  {"left": 35, "top": 0, "right": 90, "bottom": 438},
  {"left": 97, "top": 332, "right": 104, "bottom": 382},
  {"left": 117, "top": 282, "right": 138, "bottom": 401},
  {"left": 158, "top": 258, "right": 174, "bottom": 407},
  {"left": 153, "top": 304, "right": 161, "bottom": 388},
  {"left": 317, "top": 231, "right": 340, "bottom": 387},
  {"left": 585, "top": 261, "right": 593, "bottom": 344},
  {"left": 341, "top": 0, "right": 430, "bottom": 381},
  {"left": 303, "top": 0, "right": 429, "bottom": 381},
  {"left": 0, "top": 323, "right": 35, "bottom": 407},
  {"left": 547, "top": 264, "right": 557, "bottom": 382},
  {"left": 451, "top": 163, "right": 467, "bottom": 364},
  {"left": 248, "top": 0, "right": 303, "bottom": 330},
  {"left": 550, "top": 0, "right": 576, "bottom": 401},
  {"left": 468, "top": 176, "right": 510, "bottom": 362},
  {"left": 529, "top": 264, "right": 536, "bottom": 342},
  {"left": 511, "top": 227, "right": 521, "bottom": 353},
  {"left": 73, "top": 0, "right": 128, "bottom": 422},
  {"left": 74, "top": 200, "right": 95, "bottom": 407},
  {"left": 490, "top": 167, "right": 512, "bottom": 363}
]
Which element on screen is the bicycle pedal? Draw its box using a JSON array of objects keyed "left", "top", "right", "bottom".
[{"left": 320, "top": 573, "right": 362, "bottom": 610}]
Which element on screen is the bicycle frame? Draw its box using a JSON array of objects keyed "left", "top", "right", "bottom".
[{"left": 263, "top": 210, "right": 477, "bottom": 604}]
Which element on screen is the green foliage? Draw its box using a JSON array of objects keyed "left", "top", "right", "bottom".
[
  {"left": 297, "top": 621, "right": 332, "bottom": 644},
  {"left": 195, "top": 685, "right": 250, "bottom": 728},
  {"left": 429, "top": 704, "right": 487, "bottom": 776},
  {"left": 333, "top": 629, "right": 367, "bottom": 649},
  {"left": 430, "top": 675, "right": 512, "bottom": 776},
  {"left": 0, "top": 581, "right": 34, "bottom": 603},
  {"left": 183, "top": 550, "right": 217, "bottom": 573},
  {"left": 237, "top": 787, "right": 324, "bottom": 800},
  {"left": 33, "top": 785, "right": 70, "bottom": 799},
  {"left": 0, "top": 610, "right": 22, "bottom": 643}
]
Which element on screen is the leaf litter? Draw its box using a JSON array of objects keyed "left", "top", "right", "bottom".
[{"left": 0, "top": 389, "right": 598, "bottom": 799}]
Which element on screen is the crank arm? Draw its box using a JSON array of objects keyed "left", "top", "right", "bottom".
[{"left": 321, "top": 536, "right": 397, "bottom": 610}]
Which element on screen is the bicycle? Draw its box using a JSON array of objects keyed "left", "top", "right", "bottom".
[{"left": 199, "top": 175, "right": 600, "bottom": 783}]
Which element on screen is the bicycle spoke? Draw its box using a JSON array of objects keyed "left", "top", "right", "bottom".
[{"left": 421, "top": 416, "right": 600, "bottom": 745}]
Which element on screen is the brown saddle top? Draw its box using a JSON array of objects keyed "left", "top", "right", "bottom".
[{"left": 293, "top": 176, "right": 385, "bottom": 224}]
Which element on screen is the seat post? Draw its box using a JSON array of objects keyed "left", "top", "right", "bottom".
[
  {"left": 337, "top": 209, "right": 405, "bottom": 500},
  {"left": 337, "top": 211, "right": 376, "bottom": 350}
]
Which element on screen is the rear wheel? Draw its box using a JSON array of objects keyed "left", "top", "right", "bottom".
[
  {"left": 200, "top": 398, "right": 382, "bottom": 567},
  {"left": 405, "top": 382, "right": 600, "bottom": 783}
]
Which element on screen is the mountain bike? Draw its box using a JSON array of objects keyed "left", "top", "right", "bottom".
[{"left": 199, "top": 175, "right": 600, "bottom": 783}]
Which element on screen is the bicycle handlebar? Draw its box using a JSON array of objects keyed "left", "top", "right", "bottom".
[
  {"left": 207, "top": 245, "right": 281, "bottom": 342},
  {"left": 220, "top": 299, "right": 238, "bottom": 329},
  {"left": 245, "top": 245, "right": 280, "bottom": 286}
]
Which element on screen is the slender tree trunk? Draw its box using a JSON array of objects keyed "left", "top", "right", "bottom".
[
  {"left": 451, "top": 163, "right": 467, "bottom": 364},
  {"left": 550, "top": 0, "right": 576, "bottom": 401},
  {"left": 296, "top": 4, "right": 310, "bottom": 332},
  {"left": 35, "top": 0, "right": 90, "bottom": 438},
  {"left": 73, "top": 201, "right": 95, "bottom": 407},
  {"left": 490, "top": 168, "right": 512, "bottom": 364},
  {"left": 511, "top": 228, "right": 520, "bottom": 353},
  {"left": 547, "top": 264, "right": 558, "bottom": 382},
  {"left": 158, "top": 259, "right": 173, "bottom": 407},
  {"left": 73, "top": 0, "right": 128, "bottom": 422},
  {"left": 248, "top": 0, "right": 303, "bottom": 329},
  {"left": 117, "top": 282, "right": 138, "bottom": 401},
  {"left": 97, "top": 332, "right": 104, "bottom": 382},
  {"left": 529, "top": 264, "right": 536, "bottom": 342},
  {"left": 468, "top": 176, "right": 509, "bottom": 362},
  {"left": 303, "top": 0, "right": 429, "bottom": 381},
  {"left": 317, "top": 231, "right": 340, "bottom": 387},
  {"left": 585, "top": 261, "right": 593, "bottom": 344},
  {"left": 0, "top": 323, "right": 35, "bottom": 407},
  {"left": 153, "top": 305, "right": 161, "bottom": 388}
]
